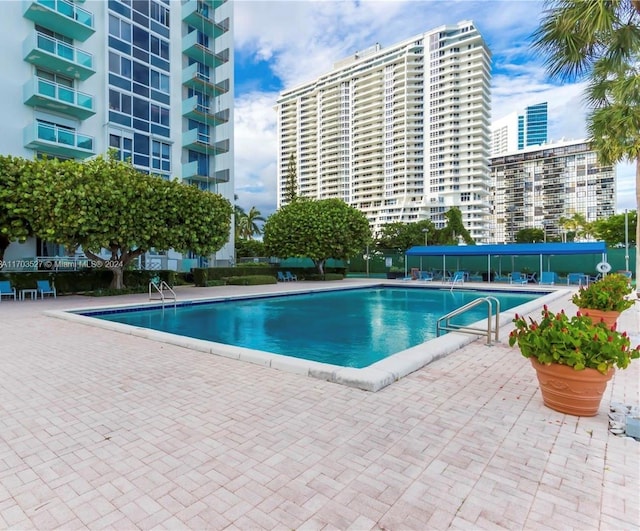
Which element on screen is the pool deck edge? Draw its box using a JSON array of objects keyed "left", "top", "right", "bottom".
[{"left": 45, "top": 281, "right": 568, "bottom": 393}]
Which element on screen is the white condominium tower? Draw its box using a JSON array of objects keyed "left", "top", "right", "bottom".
[
  {"left": 275, "top": 21, "right": 492, "bottom": 241},
  {"left": 0, "top": 0, "right": 234, "bottom": 266}
]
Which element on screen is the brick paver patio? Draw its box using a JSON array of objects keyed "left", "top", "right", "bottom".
[{"left": 0, "top": 279, "right": 638, "bottom": 530}]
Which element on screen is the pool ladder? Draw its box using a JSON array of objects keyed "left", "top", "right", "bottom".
[
  {"left": 149, "top": 279, "right": 177, "bottom": 308},
  {"left": 436, "top": 296, "right": 500, "bottom": 345}
]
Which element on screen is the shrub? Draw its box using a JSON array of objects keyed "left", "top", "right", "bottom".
[
  {"left": 571, "top": 273, "right": 634, "bottom": 312},
  {"left": 192, "top": 268, "right": 208, "bottom": 287},
  {"left": 305, "top": 273, "right": 344, "bottom": 281},
  {"left": 225, "top": 275, "right": 278, "bottom": 286}
]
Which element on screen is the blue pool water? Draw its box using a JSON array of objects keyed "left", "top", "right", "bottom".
[{"left": 85, "top": 287, "right": 539, "bottom": 368}]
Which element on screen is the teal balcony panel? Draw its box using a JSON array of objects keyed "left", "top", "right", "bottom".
[
  {"left": 24, "top": 122, "right": 94, "bottom": 159},
  {"left": 182, "top": 31, "right": 228, "bottom": 69},
  {"left": 182, "top": 129, "right": 229, "bottom": 155},
  {"left": 182, "top": 160, "right": 229, "bottom": 183},
  {"left": 181, "top": 63, "right": 229, "bottom": 96},
  {"left": 24, "top": 32, "right": 95, "bottom": 80},
  {"left": 23, "top": 0, "right": 95, "bottom": 42},
  {"left": 23, "top": 77, "right": 95, "bottom": 120},
  {"left": 182, "top": 96, "right": 229, "bottom": 126},
  {"left": 181, "top": 1, "right": 227, "bottom": 38}
]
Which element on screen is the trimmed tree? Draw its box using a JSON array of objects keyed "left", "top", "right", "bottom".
[
  {"left": 376, "top": 220, "right": 437, "bottom": 253},
  {"left": 0, "top": 155, "right": 35, "bottom": 261},
  {"left": 263, "top": 198, "right": 371, "bottom": 274},
  {"left": 22, "top": 156, "right": 232, "bottom": 289}
]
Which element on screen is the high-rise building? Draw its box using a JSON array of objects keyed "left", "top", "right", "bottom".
[
  {"left": 491, "top": 102, "right": 548, "bottom": 156},
  {"left": 1, "top": 0, "right": 234, "bottom": 266},
  {"left": 275, "top": 21, "right": 492, "bottom": 242},
  {"left": 490, "top": 139, "right": 615, "bottom": 243}
]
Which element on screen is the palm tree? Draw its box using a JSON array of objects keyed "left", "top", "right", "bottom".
[
  {"left": 244, "top": 206, "right": 266, "bottom": 240},
  {"left": 532, "top": 0, "right": 640, "bottom": 289},
  {"left": 235, "top": 205, "right": 265, "bottom": 240},
  {"left": 234, "top": 204, "right": 246, "bottom": 241},
  {"left": 559, "top": 212, "right": 591, "bottom": 241}
]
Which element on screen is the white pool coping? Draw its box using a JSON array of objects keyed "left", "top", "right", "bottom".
[{"left": 46, "top": 283, "right": 570, "bottom": 392}]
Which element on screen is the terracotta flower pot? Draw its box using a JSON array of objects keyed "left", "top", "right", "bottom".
[
  {"left": 578, "top": 308, "right": 620, "bottom": 328},
  {"left": 530, "top": 358, "right": 614, "bottom": 417}
]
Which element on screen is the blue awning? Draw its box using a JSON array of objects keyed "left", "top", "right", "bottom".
[{"left": 405, "top": 242, "right": 607, "bottom": 257}]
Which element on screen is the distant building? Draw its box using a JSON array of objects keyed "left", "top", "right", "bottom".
[
  {"left": 275, "top": 21, "right": 493, "bottom": 242},
  {"left": 490, "top": 139, "right": 616, "bottom": 243},
  {"left": 0, "top": 0, "right": 234, "bottom": 268},
  {"left": 491, "top": 102, "right": 548, "bottom": 156}
]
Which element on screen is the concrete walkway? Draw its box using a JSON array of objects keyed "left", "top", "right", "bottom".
[{"left": 0, "top": 280, "right": 638, "bottom": 530}]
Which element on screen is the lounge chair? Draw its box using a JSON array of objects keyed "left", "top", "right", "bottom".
[
  {"left": 468, "top": 272, "right": 483, "bottom": 282},
  {"left": 508, "top": 272, "right": 528, "bottom": 285},
  {"left": 277, "top": 271, "right": 288, "bottom": 282},
  {"left": 419, "top": 271, "right": 434, "bottom": 282},
  {"left": 567, "top": 272, "right": 587, "bottom": 286},
  {"left": 539, "top": 272, "right": 559, "bottom": 285},
  {"left": 36, "top": 279, "right": 57, "bottom": 299},
  {"left": 0, "top": 280, "right": 16, "bottom": 301},
  {"left": 448, "top": 271, "right": 465, "bottom": 287},
  {"left": 493, "top": 272, "right": 509, "bottom": 282},
  {"left": 284, "top": 271, "right": 298, "bottom": 281}
]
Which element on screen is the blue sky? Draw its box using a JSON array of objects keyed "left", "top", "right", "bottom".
[{"left": 233, "top": 0, "right": 635, "bottom": 217}]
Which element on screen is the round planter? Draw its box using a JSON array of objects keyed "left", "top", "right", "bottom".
[
  {"left": 530, "top": 358, "right": 614, "bottom": 417},
  {"left": 578, "top": 308, "right": 620, "bottom": 328}
]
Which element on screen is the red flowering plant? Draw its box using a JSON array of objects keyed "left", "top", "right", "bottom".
[
  {"left": 508, "top": 305, "right": 640, "bottom": 374},
  {"left": 571, "top": 273, "right": 634, "bottom": 312}
]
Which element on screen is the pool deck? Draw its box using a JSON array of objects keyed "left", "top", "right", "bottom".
[{"left": 0, "top": 279, "right": 638, "bottom": 530}]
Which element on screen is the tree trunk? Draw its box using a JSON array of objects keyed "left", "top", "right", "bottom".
[
  {"left": 0, "top": 234, "right": 10, "bottom": 262},
  {"left": 636, "top": 155, "right": 640, "bottom": 298},
  {"left": 109, "top": 266, "right": 125, "bottom": 290},
  {"left": 314, "top": 259, "right": 326, "bottom": 275}
]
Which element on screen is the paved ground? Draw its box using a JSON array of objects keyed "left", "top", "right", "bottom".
[{"left": 0, "top": 279, "right": 638, "bottom": 530}]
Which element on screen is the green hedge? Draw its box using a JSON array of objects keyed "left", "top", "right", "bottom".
[
  {"left": 305, "top": 273, "right": 344, "bottom": 281},
  {"left": 191, "top": 265, "right": 348, "bottom": 285},
  {"left": 0, "top": 269, "right": 180, "bottom": 294},
  {"left": 225, "top": 275, "right": 278, "bottom": 286}
]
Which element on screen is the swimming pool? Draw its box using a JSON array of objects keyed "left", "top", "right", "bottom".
[
  {"left": 53, "top": 282, "right": 567, "bottom": 391},
  {"left": 82, "top": 287, "right": 538, "bottom": 368}
]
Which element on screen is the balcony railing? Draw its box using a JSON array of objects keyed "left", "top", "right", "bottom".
[
  {"left": 24, "top": 32, "right": 94, "bottom": 80},
  {"left": 23, "top": 0, "right": 94, "bottom": 41},
  {"left": 24, "top": 122, "right": 94, "bottom": 159},
  {"left": 24, "top": 77, "right": 94, "bottom": 119}
]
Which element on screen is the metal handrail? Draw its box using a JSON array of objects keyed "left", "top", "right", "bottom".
[
  {"left": 149, "top": 280, "right": 177, "bottom": 307},
  {"left": 436, "top": 296, "right": 500, "bottom": 345}
]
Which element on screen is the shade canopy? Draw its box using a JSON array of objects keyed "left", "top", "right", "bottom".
[{"left": 406, "top": 242, "right": 607, "bottom": 257}]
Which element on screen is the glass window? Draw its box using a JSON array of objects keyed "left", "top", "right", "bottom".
[
  {"left": 150, "top": 35, "right": 169, "bottom": 60},
  {"left": 197, "top": 31, "right": 209, "bottom": 47},
  {"left": 132, "top": 61, "right": 149, "bottom": 85},
  {"left": 108, "top": 15, "right": 131, "bottom": 42},
  {"left": 134, "top": 133, "right": 149, "bottom": 156},
  {"left": 109, "top": 52, "right": 132, "bottom": 78},
  {"left": 151, "top": 140, "right": 171, "bottom": 172},
  {"left": 150, "top": 104, "right": 169, "bottom": 126},
  {"left": 132, "top": 25, "right": 149, "bottom": 51},
  {"left": 109, "top": 134, "right": 132, "bottom": 161},
  {"left": 132, "top": 97, "right": 148, "bottom": 120},
  {"left": 150, "top": 1, "right": 169, "bottom": 27},
  {"left": 150, "top": 70, "right": 169, "bottom": 93},
  {"left": 132, "top": 0, "right": 149, "bottom": 15},
  {"left": 109, "top": 90, "right": 132, "bottom": 114}
]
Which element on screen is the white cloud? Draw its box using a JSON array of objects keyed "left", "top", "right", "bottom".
[
  {"left": 234, "top": 91, "right": 280, "bottom": 218},
  {"left": 232, "top": 0, "right": 635, "bottom": 215}
]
